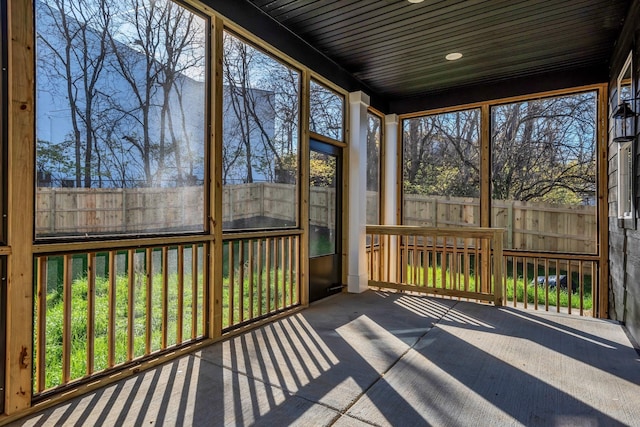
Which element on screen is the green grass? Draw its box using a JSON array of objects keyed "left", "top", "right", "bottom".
[
  {"left": 35, "top": 248, "right": 297, "bottom": 392},
  {"left": 36, "top": 248, "right": 590, "bottom": 392},
  {"left": 221, "top": 240, "right": 299, "bottom": 328},
  {"left": 504, "top": 277, "right": 592, "bottom": 311},
  {"left": 35, "top": 255, "right": 205, "bottom": 391},
  {"left": 402, "top": 261, "right": 592, "bottom": 311},
  {"left": 222, "top": 267, "right": 298, "bottom": 328}
]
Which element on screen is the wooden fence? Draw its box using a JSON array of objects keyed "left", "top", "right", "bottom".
[
  {"left": 404, "top": 195, "right": 596, "bottom": 253},
  {"left": 36, "top": 187, "right": 205, "bottom": 236},
  {"left": 36, "top": 185, "right": 596, "bottom": 253}
]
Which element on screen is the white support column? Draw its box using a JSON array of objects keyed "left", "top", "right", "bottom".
[
  {"left": 384, "top": 114, "right": 399, "bottom": 281},
  {"left": 347, "top": 91, "right": 370, "bottom": 293},
  {"left": 383, "top": 114, "right": 399, "bottom": 226}
]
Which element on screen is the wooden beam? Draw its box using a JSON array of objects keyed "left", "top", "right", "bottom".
[
  {"left": 210, "top": 15, "right": 224, "bottom": 338},
  {"left": 299, "top": 70, "right": 310, "bottom": 306},
  {"left": 596, "top": 84, "right": 609, "bottom": 318},
  {"left": 5, "top": 0, "right": 35, "bottom": 413}
]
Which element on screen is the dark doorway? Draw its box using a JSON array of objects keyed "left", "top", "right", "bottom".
[{"left": 309, "top": 139, "right": 342, "bottom": 303}]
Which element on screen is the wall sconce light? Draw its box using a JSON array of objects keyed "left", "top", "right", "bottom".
[{"left": 613, "top": 101, "right": 637, "bottom": 143}]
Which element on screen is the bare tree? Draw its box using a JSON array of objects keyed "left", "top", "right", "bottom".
[
  {"left": 402, "top": 92, "right": 596, "bottom": 205},
  {"left": 156, "top": 2, "right": 205, "bottom": 185},
  {"left": 310, "top": 81, "right": 343, "bottom": 140},
  {"left": 492, "top": 93, "right": 596, "bottom": 203},
  {"left": 37, "top": 0, "right": 114, "bottom": 188},
  {"left": 222, "top": 32, "right": 299, "bottom": 185},
  {"left": 108, "top": 0, "right": 205, "bottom": 187},
  {"left": 366, "top": 114, "right": 381, "bottom": 192},
  {"left": 403, "top": 109, "right": 480, "bottom": 197},
  {"left": 108, "top": 0, "right": 162, "bottom": 186}
]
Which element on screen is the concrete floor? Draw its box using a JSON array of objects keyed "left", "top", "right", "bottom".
[{"left": 11, "top": 291, "right": 640, "bottom": 426}]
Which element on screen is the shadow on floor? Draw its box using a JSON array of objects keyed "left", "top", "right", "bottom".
[{"left": 13, "top": 291, "right": 640, "bottom": 426}]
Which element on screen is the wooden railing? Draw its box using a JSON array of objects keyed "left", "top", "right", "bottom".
[
  {"left": 366, "top": 226, "right": 504, "bottom": 306},
  {"left": 501, "top": 252, "right": 597, "bottom": 316},
  {"left": 222, "top": 231, "right": 301, "bottom": 330},
  {"left": 33, "top": 243, "right": 207, "bottom": 395}
]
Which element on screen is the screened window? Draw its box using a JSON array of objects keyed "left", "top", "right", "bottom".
[
  {"left": 366, "top": 113, "right": 381, "bottom": 224},
  {"left": 616, "top": 53, "right": 634, "bottom": 221},
  {"left": 35, "top": 0, "right": 207, "bottom": 238},
  {"left": 402, "top": 109, "right": 480, "bottom": 226},
  {"left": 310, "top": 80, "right": 344, "bottom": 141},
  {"left": 618, "top": 142, "right": 633, "bottom": 219},
  {"left": 222, "top": 31, "right": 300, "bottom": 231},
  {"left": 491, "top": 92, "right": 597, "bottom": 253}
]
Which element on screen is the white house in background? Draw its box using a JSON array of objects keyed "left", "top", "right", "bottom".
[{"left": 35, "top": 0, "right": 276, "bottom": 189}]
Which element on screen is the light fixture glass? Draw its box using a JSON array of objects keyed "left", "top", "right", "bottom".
[
  {"left": 408, "top": 0, "right": 424, "bottom": 3},
  {"left": 445, "top": 52, "right": 463, "bottom": 61},
  {"left": 613, "top": 101, "right": 637, "bottom": 143}
]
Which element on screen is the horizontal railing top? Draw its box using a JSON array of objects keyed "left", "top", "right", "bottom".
[{"left": 366, "top": 225, "right": 505, "bottom": 239}]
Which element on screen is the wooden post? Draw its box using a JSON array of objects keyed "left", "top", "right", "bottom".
[
  {"left": 5, "top": 0, "right": 35, "bottom": 413},
  {"left": 299, "top": 70, "right": 310, "bottom": 306},
  {"left": 596, "top": 84, "right": 609, "bottom": 319},
  {"left": 492, "top": 230, "right": 504, "bottom": 306},
  {"left": 210, "top": 15, "right": 224, "bottom": 337}
]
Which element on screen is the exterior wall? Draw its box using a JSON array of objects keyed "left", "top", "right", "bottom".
[{"left": 608, "top": 0, "right": 640, "bottom": 343}]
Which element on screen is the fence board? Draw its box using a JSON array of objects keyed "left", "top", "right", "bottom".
[{"left": 36, "top": 186, "right": 596, "bottom": 254}]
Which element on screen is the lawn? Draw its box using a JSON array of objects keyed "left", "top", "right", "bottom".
[{"left": 399, "top": 258, "right": 592, "bottom": 311}]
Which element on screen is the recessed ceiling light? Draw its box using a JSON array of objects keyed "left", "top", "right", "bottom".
[
  {"left": 445, "top": 52, "right": 463, "bottom": 61},
  {"left": 408, "top": 0, "right": 424, "bottom": 3}
]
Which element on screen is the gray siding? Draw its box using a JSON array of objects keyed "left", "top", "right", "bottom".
[{"left": 608, "top": 0, "right": 640, "bottom": 345}]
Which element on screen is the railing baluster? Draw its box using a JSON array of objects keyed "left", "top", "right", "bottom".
[
  {"left": 432, "top": 236, "right": 437, "bottom": 289},
  {"left": 452, "top": 237, "right": 459, "bottom": 292},
  {"left": 441, "top": 237, "right": 447, "bottom": 291},
  {"left": 274, "top": 238, "right": 279, "bottom": 310},
  {"left": 192, "top": 244, "right": 199, "bottom": 339},
  {"left": 368, "top": 234, "right": 373, "bottom": 281},
  {"left": 257, "top": 239, "right": 263, "bottom": 317},
  {"left": 281, "top": 237, "right": 286, "bottom": 309},
  {"left": 36, "top": 256, "right": 47, "bottom": 392},
  {"left": 579, "top": 261, "right": 584, "bottom": 316},
  {"left": 464, "top": 238, "right": 470, "bottom": 293},
  {"left": 249, "top": 239, "right": 254, "bottom": 320},
  {"left": 288, "top": 236, "right": 294, "bottom": 306},
  {"left": 145, "top": 248, "right": 152, "bottom": 355},
  {"left": 238, "top": 240, "right": 245, "bottom": 324},
  {"left": 544, "top": 258, "right": 549, "bottom": 312},
  {"left": 474, "top": 238, "right": 479, "bottom": 292},
  {"left": 87, "top": 252, "right": 95, "bottom": 375},
  {"left": 201, "top": 244, "right": 208, "bottom": 337},
  {"left": 161, "top": 246, "right": 169, "bottom": 350},
  {"left": 266, "top": 237, "right": 272, "bottom": 314},
  {"left": 127, "top": 250, "right": 134, "bottom": 361},
  {"left": 294, "top": 236, "right": 300, "bottom": 304},
  {"left": 555, "top": 259, "right": 561, "bottom": 313},
  {"left": 385, "top": 234, "right": 391, "bottom": 283},
  {"left": 177, "top": 245, "right": 184, "bottom": 344},
  {"left": 108, "top": 251, "right": 116, "bottom": 368},
  {"left": 62, "top": 254, "right": 72, "bottom": 384},
  {"left": 567, "top": 260, "right": 572, "bottom": 315},
  {"left": 531, "top": 258, "right": 536, "bottom": 310},
  {"left": 228, "top": 241, "right": 234, "bottom": 328}
]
